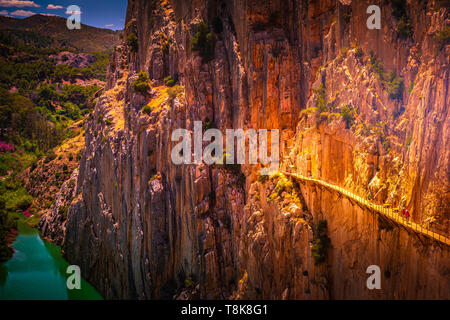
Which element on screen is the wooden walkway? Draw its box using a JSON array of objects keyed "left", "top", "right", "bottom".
[{"left": 284, "top": 172, "right": 450, "bottom": 246}]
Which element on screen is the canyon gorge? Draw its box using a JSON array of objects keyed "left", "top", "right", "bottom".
[{"left": 37, "top": 0, "right": 450, "bottom": 299}]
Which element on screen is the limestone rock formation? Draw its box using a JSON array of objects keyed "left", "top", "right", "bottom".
[{"left": 40, "top": 0, "right": 449, "bottom": 299}]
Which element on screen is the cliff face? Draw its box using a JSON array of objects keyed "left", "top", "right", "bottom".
[{"left": 39, "top": 0, "right": 449, "bottom": 299}]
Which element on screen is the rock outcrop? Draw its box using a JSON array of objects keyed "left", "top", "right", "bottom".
[{"left": 40, "top": 0, "right": 449, "bottom": 299}]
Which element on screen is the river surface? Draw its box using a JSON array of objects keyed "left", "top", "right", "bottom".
[{"left": 0, "top": 222, "right": 102, "bottom": 300}]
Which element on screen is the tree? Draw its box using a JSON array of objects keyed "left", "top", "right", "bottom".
[{"left": 127, "top": 33, "right": 139, "bottom": 52}]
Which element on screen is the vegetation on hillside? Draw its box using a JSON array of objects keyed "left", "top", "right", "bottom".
[
  {"left": 0, "top": 20, "right": 113, "bottom": 261},
  {"left": 389, "top": 0, "right": 412, "bottom": 39},
  {"left": 133, "top": 72, "right": 150, "bottom": 94},
  {"left": 0, "top": 15, "right": 120, "bottom": 53},
  {"left": 368, "top": 51, "right": 404, "bottom": 100},
  {"left": 0, "top": 197, "right": 17, "bottom": 263},
  {"left": 190, "top": 21, "right": 215, "bottom": 62}
]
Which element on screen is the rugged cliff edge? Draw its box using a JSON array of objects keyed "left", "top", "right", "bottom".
[{"left": 39, "top": 0, "right": 449, "bottom": 299}]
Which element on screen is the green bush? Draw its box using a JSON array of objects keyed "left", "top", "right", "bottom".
[
  {"left": 161, "top": 41, "right": 170, "bottom": 54},
  {"left": 386, "top": 71, "right": 404, "bottom": 100},
  {"left": 184, "top": 277, "right": 195, "bottom": 289},
  {"left": 142, "top": 105, "right": 152, "bottom": 115},
  {"left": 58, "top": 205, "right": 68, "bottom": 218},
  {"left": 257, "top": 172, "right": 269, "bottom": 184},
  {"left": 133, "top": 72, "right": 150, "bottom": 94},
  {"left": 354, "top": 45, "right": 363, "bottom": 58},
  {"left": 167, "top": 85, "right": 183, "bottom": 101},
  {"left": 397, "top": 17, "right": 412, "bottom": 39},
  {"left": 434, "top": 26, "right": 450, "bottom": 51},
  {"left": 369, "top": 52, "right": 385, "bottom": 79},
  {"left": 311, "top": 220, "right": 331, "bottom": 264},
  {"left": 340, "top": 105, "right": 356, "bottom": 129},
  {"left": 190, "top": 21, "right": 215, "bottom": 62},
  {"left": 274, "top": 176, "right": 293, "bottom": 194},
  {"left": 127, "top": 33, "right": 139, "bottom": 52},
  {"left": 313, "top": 84, "right": 328, "bottom": 113},
  {"left": 202, "top": 117, "right": 216, "bottom": 130},
  {"left": 164, "top": 76, "right": 175, "bottom": 87},
  {"left": 369, "top": 54, "right": 404, "bottom": 100},
  {"left": 10, "top": 192, "right": 33, "bottom": 211}
]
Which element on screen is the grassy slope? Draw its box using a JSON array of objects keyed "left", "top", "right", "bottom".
[{"left": 0, "top": 15, "right": 120, "bottom": 53}]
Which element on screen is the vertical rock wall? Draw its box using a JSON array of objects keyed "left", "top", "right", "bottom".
[{"left": 39, "top": 0, "right": 449, "bottom": 299}]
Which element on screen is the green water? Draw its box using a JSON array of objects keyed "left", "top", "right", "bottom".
[{"left": 0, "top": 223, "right": 102, "bottom": 300}]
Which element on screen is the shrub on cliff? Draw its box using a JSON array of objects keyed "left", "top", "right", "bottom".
[
  {"left": 133, "top": 72, "right": 150, "bottom": 94},
  {"left": 340, "top": 105, "right": 356, "bottom": 129},
  {"left": 369, "top": 51, "right": 384, "bottom": 79},
  {"left": 8, "top": 191, "right": 32, "bottom": 212},
  {"left": 434, "top": 26, "right": 450, "bottom": 51},
  {"left": 167, "top": 85, "right": 183, "bottom": 101},
  {"left": 190, "top": 21, "right": 215, "bottom": 62},
  {"left": 142, "top": 105, "right": 152, "bottom": 115},
  {"left": 388, "top": 0, "right": 412, "bottom": 39},
  {"left": 58, "top": 205, "right": 68, "bottom": 218},
  {"left": 354, "top": 45, "right": 363, "bottom": 58},
  {"left": 184, "top": 277, "right": 195, "bottom": 289},
  {"left": 386, "top": 71, "right": 404, "bottom": 100},
  {"left": 257, "top": 172, "right": 269, "bottom": 184},
  {"left": 127, "top": 33, "right": 139, "bottom": 53},
  {"left": 313, "top": 84, "right": 328, "bottom": 113},
  {"left": 369, "top": 53, "right": 404, "bottom": 100},
  {"left": 397, "top": 17, "right": 412, "bottom": 39},
  {"left": 164, "top": 76, "right": 175, "bottom": 87},
  {"left": 202, "top": 117, "right": 216, "bottom": 130},
  {"left": 312, "top": 220, "right": 331, "bottom": 264}
]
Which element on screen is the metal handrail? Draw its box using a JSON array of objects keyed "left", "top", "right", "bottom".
[{"left": 284, "top": 172, "right": 450, "bottom": 246}]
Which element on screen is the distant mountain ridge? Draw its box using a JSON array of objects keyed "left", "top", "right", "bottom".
[{"left": 0, "top": 15, "right": 120, "bottom": 53}]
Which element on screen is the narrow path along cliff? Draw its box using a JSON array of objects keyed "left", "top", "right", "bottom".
[{"left": 284, "top": 172, "right": 450, "bottom": 245}]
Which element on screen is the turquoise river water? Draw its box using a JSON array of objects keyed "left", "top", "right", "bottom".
[{"left": 0, "top": 222, "right": 102, "bottom": 300}]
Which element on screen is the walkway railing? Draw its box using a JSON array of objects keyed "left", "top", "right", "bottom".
[{"left": 284, "top": 172, "right": 450, "bottom": 246}]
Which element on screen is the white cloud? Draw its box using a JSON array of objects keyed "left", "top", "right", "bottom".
[
  {"left": 105, "top": 24, "right": 114, "bottom": 27},
  {"left": 65, "top": 9, "right": 82, "bottom": 15},
  {"left": 39, "top": 13, "right": 58, "bottom": 16},
  {"left": 0, "top": 1, "right": 40, "bottom": 8},
  {"left": 47, "top": 4, "right": 63, "bottom": 10},
  {"left": 0, "top": 9, "right": 9, "bottom": 16},
  {"left": 10, "top": 9, "right": 35, "bottom": 17}
]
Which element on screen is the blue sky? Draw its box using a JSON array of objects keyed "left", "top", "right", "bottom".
[{"left": 0, "top": 0, "right": 128, "bottom": 30}]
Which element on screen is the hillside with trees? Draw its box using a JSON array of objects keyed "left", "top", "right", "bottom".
[{"left": 0, "top": 17, "right": 119, "bottom": 262}]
